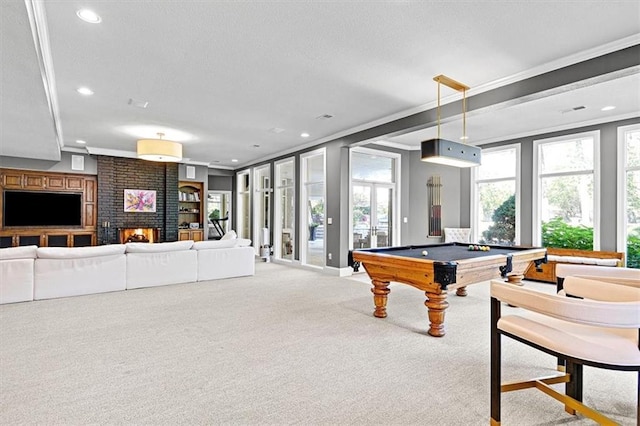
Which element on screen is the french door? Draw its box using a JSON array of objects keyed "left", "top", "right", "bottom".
[{"left": 352, "top": 183, "right": 393, "bottom": 249}]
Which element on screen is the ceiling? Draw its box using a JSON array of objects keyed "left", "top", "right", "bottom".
[{"left": 1, "top": 1, "right": 639, "bottom": 169}]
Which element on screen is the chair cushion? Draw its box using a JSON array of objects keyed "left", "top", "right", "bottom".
[
  {"left": 498, "top": 314, "right": 639, "bottom": 367},
  {"left": 549, "top": 255, "right": 620, "bottom": 266},
  {"left": 556, "top": 264, "right": 640, "bottom": 280},
  {"left": 563, "top": 276, "right": 640, "bottom": 302}
]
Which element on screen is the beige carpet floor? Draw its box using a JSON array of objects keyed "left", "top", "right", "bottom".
[{"left": 0, "top": 262, "right": 636, "bottom": 425}]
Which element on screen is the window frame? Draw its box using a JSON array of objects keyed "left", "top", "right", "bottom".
[
  {"left": 470, "top": 143, "right": 521, "bottom": 245},
  {"left": 532, "top": 130, "right": 601, "bottom": 249},
  {"left": 616, "top": 123, "right": 640, "bottom": 261}
]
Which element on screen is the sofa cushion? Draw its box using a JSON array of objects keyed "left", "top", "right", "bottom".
[
  {"left": 547, "top": 255, "right": 620, "bottom": 267},
  {"left": 37, "top": 244, "right": 126, "bottom": 259},
  {"left": 35, "top": 254, "right": 126, "bottom": 300},
  {"left": 236, "top": 238, "right": 252, "bottom": 247},
  {"left": 221, "top": 230, "right": 237, "bottom": 240},
  {"left": 192, "top": 240, "right": 237, "bottom": 250},
  {"left": 125, "top": 240, "right": 194, "bottom": 253},
  {"left": 0, "top": 259, "right": 34, "bottom": 304},
  {"left": 0, "top": 245, "right": 38, "bottom": 260}
]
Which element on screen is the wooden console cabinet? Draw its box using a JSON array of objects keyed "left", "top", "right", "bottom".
[{"left": 0, "top": 169, "right": 97, "bottom": 247}]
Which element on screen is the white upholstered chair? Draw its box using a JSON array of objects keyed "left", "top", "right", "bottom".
[
  {"left": 443, "top": 227, "right": 471, "bottom": 243},
  {"left": 556, "top": 263, "right": 640, "bottom": 292},
  {"left": 490, "top": 277, "right": 640, "bottom": 425}
]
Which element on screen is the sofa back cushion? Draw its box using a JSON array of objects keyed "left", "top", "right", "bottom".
[
  {"left": 37, "top": 244, "right": 126, "bottom": 259},
  {"left": 125, "top": 240, "right": 194, "bottom": 253},
  {"left": 0, "top": 245, "right": 37, "bottom": 260},
  {"left": 192, "top": 240, "right": 238, "bottom": 250}
]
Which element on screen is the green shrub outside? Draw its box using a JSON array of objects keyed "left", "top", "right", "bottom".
[
  {"left": 627, "top": 233, "right": 640, "bottom": 269},
  {"left": 541, "top": 217, "right": 593, "bottom": 250},
  {"left": 477, "top": 194, "right": 639, "bottom": 268},
  {"left": 540, "top": 217, "right": 640, "bottom": 268}
]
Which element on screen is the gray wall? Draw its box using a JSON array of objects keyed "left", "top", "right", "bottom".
[
  {"left": 0, "top": 152, "right": 97, "bottom": 174},
  {"left": 405, "top": 151, "right": 463, "bottom": 245}
]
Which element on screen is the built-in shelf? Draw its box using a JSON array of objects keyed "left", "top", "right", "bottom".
[{"left": 178, "top": 181, "right": 204, "bottom": 242}]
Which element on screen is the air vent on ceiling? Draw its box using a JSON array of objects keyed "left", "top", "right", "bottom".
[
  {"left": 316, "top": 114, "right": 334, "bottom": 120},
  {"left": 128, "top": 98, "right": 149, "bottom": 109},
  {"left": 561, "top": 105, "right": 586, "bottom": 114}
]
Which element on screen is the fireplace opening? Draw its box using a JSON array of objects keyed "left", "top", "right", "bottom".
[{"left": 118, "top": 227, "right": 161, "bottom": 244}]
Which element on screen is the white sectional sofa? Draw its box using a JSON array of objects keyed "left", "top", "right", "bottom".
[
  {"left": 34, "top": 244, "right": 127, "bottom": 300},
  {"left": 193, "top": 239, "right": 255, "bottom": 281},
  {"left": 0, "top": 245, "right": 37, "bottom": 304},
  {"left": 126, "top": 240, "right": 197, "bottom": 289},
  {"left": 0, "top": 236, "right": 255, "bottom": 304}
]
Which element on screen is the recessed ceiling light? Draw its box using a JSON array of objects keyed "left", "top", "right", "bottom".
[
  {"left": 601, "top": 105, "right": 616, "bottom": 111},
  {"left": 76, "top": 87, "right": 94, "bottom": 96},
  {"left": 231, "top": 159, "right": 238, "bottom": 163},
  {"left": 460, "top": 136, "right": 469, "bottom": 140},
  {"left": 76, "top": 9, "right": 101, "bottom": 23},
  {"left": 300, "top": 132, "right": 310, "bottom": 138},
  {"left": 75, "top": 139, "right": 87, "bottom": 144}
]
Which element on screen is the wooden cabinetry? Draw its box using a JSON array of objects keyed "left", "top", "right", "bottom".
[
  {"left": 0, "top": 169, "right": 97, "bottom": 247},
  {"left": 178, "top": 181, "right": 204, "bottom": 242}
]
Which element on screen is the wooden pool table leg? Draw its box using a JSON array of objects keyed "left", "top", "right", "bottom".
[
  {"left": 455, "top": 286, "right": 467, "bottom": 297},
  {"left": 424, "top": 291, "right": 449, "bottom": 337},
  {"left": 371, "top": 279, "right": 390, "bottom": 318}
]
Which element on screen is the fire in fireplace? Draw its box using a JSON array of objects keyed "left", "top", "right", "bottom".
[{"left": 118, "top": 227, "right": 161, "bottom": 244}]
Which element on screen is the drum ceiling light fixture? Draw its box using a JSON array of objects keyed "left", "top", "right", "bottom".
[
  {"left": 137, "top": 132, "right": 182, "bottom": 162},
  {"left": 421, "top": 75, "right": 481, "bottom": 167}
]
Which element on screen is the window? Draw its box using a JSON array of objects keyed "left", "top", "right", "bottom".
[
  {"left": 236, "top": 170, "right": 251, "bottom": 240},
  {"left": 300, "top": 148, "right": 325, "bottom": 268},
  {"left": 350, "top": 148, "right": 400, "bottom": 249},
  {"left": 253, "top": 165, "right": 271, "bottom": 252},
  {"left": 471, "top": 145, "right": 520, "bottom": 245},
  {"left": 617, "top": 124, "right": 640, "bottom": 268},
  {"left": 533, "top": 131, "right": 600, "bottom": 249},
  {"left": 275, "top": 158, "right": 295, "bottom": 261}
]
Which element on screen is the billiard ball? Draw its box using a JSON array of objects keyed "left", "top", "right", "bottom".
[{"left": 421, "top": 250, "right": 428, "bottom": 256}]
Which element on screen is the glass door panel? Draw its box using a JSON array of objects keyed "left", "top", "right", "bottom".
[
  {"left": 353, "top": 185, "right": 372, "bottom": 249},
  {"left": 352, "top": 184, "right": 393, "bottom": 249},
  {"left": 374, "top": 186, "right": 392, "bottom": 248}
]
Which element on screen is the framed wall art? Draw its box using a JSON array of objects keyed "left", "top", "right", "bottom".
[{"left": 124, "top": 189, "right": 156, "bottom": 212}]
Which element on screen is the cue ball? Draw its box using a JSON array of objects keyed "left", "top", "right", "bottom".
[{"left": 421, "top": 250, "right": 428, "bottom": 256}]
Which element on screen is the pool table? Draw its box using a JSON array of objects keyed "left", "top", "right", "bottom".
[{"left": 350, "top": 242, "right": 547, "bottom": 337}]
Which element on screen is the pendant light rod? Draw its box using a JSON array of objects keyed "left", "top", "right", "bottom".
[{"left": 433, "top": 74, "right": 470, "bottom": 141}]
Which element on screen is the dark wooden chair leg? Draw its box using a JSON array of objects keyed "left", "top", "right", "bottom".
[
  {"left": 565, "top": 361, "right": 583, "bottom": 415},
  {"left": 491, "top": 297, "right": 501, "bottom": 425}
]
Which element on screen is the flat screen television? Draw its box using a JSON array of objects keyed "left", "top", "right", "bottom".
[{"left": 3, "top": 191, "right": 82, "bottom": 227}]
